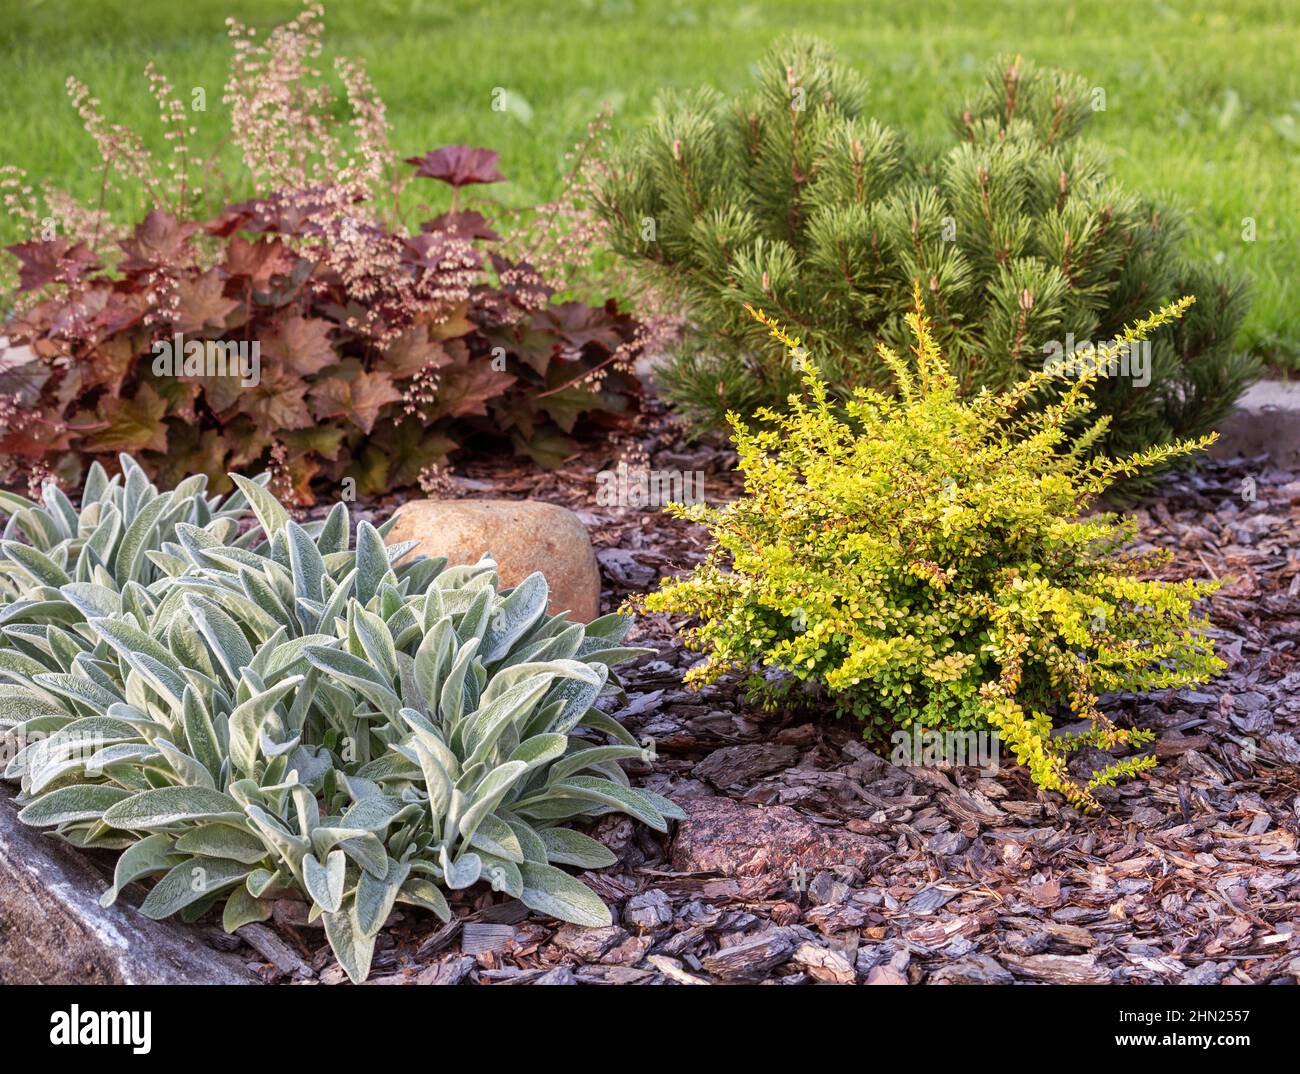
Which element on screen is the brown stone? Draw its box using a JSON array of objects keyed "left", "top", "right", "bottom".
[
  {"left": 385, "top": 499, "right": 601, "bottom": 622},
  {"left": 670, "top": 795, "right": 889, "bottom": 879}
]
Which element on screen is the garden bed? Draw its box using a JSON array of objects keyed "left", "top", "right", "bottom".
[
  {"left": 48, "top": 409, "right": 1290, "bottom": 987},
  {"left": 0, "top": 3, "right": 1294, "bottom": 991}
]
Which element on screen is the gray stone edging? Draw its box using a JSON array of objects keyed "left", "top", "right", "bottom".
[
  {"left": 1210, "top": 379, "right": 1300, "bottom": 467},
  {"left": 0, "top": 788, "right": 259, "bottom": 984}
]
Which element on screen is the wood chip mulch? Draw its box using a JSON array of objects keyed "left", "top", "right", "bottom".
[{"left": 241, "top": 407, "right": 1300, "bottom": 985}]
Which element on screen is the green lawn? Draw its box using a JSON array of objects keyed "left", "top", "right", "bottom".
[{"left": 2, "top": 0, "right": 1297, "bottom": 364}]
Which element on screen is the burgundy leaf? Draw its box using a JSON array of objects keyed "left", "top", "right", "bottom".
[
  {"left": 405, "top": 146, "right": 505, "bottom": 188},
  {"left": 420, "top": 209, "right": 501, "bottom": 242},
  {"left": 118, "top": 209, "right": 199, "bottom": 273},
  {"left": 224, "top": 235, "right": 296, "bottom": 286},
  {"left": 5, "top": 239, "right": 100, "bottom": 292},
  {"left": 209, "top": 187, "right": 358, "bottom": 238},
  {"left": 402, "top": 231, "right": 483, "bottom": 274}
]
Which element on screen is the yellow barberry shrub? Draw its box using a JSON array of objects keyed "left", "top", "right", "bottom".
[{"left": 639, "top": 291, "right": 1224, "bottom": 809}]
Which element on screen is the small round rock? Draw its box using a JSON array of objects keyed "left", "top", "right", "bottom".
[{"left": 385, "top": 498, "right": 602, "bottom": 622}]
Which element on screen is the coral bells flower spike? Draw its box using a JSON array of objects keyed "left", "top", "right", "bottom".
[
  {"left": 0, "top": 6, "right": 647, "bottom": 502},
  {"left": 404, "top": 146, "right": 506, "bottom": 188}
]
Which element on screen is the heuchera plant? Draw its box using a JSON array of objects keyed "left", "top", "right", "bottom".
[
  {"left": 0, "top": 4, "right": 642, "bottom": 502},
  {"left": 0, "top": 456, "right": 680, "bottom": 982},
  {"left": 0, "top": 156, "right": 643, "bottom": 502},
  {"left": 639, "top": 291, "right": 1224, "bottom": 809}
]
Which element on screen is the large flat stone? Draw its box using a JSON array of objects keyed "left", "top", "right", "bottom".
[
  {"left": 385, "top": 499, "right": 601, "bottom": 622},
  {"left": 0, "top": 789, "right": 257, "bottom": 984}
]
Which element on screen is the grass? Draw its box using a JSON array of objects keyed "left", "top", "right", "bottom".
[{"left": 1, "top": 0, "right": 1297, "bottom": 364}]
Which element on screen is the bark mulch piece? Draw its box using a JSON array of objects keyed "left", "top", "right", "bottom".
[
  {"left": 266, "top": 413, "right": 1300, "bottom": 985},
  {"left": 39, "top": 410, "right": 1300, "bottom": 985}
]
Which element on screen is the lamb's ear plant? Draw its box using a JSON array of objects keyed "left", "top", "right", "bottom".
[
  {"left": 637, "top": 291, "right": 1223, "bottom": 810},
  {"left": 0, "top": 456, "right": 679, "bottom": 983}
]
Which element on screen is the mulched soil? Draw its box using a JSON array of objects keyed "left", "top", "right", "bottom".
[{"left": 211, "top": 405, "right": 1300, "bottom": 985}]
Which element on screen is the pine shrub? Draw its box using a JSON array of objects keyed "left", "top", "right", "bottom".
[
  {"left": 596, "top": 40, "right": 1255, "bottom": 454},
  {"left": 0, "top": 456, "right": 679, "bottom": 982},
  {"left": 638, "top": 295, "right": 1224, "bottom": 809}
]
